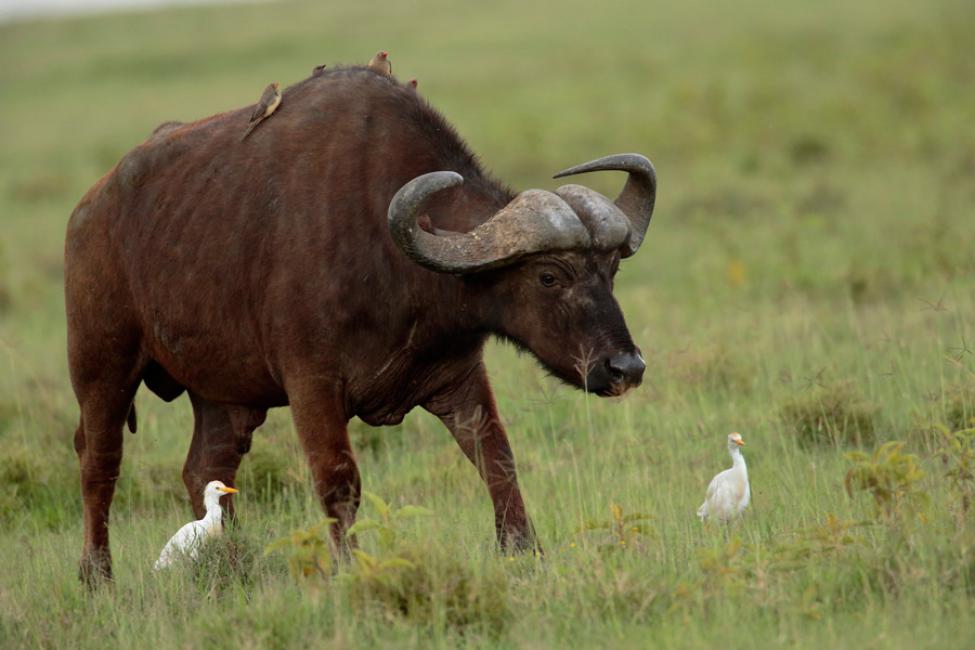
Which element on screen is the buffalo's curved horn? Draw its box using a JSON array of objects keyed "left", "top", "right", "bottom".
[
  {"left": 551, "top": 184, "right": 630, "bottom": 252},
  {"left": 553, "top": 153, "right": 657, "bottom": 257},
  {"left": 388, "top": 171, "right": 591, "bottom": 273}
]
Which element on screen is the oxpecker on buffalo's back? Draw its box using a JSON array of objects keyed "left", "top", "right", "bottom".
[
  {"left": 240, "top": 82, "right": 281, "bottom": 141},
  {"left": 367, "top": 50, "right": 392, "bottom": 75}
]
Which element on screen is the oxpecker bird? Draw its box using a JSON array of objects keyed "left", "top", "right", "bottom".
[
  {"left": 312, "top": 63, "right": 328, "bottom": 77},
  {"left": 367, "top": 50, "right": 392, "bottom": 76},
  {"left": 240, "top": 82, "right": 281, "bottom": 142},
  {"left": 408, "top": 78, "right": 418, "bottom": 90},
  {"left": 151, "top": 120, "right": 183, "bottom": 137}
]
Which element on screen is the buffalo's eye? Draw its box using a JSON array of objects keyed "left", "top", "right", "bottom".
[{"left": 540, "top": 272, "right": 558, "bottom": 288}]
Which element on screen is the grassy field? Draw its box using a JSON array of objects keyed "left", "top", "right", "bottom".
[{"left": 2, "top": 0, "right": 975, "bottom": 647}]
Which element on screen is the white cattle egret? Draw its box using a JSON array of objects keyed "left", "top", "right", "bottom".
[
  {"left": 154, "top": 480, "right": 238, "bottom": 570},
  {"left": 697, "top": 432, "right": 750, "bottom": 522}
]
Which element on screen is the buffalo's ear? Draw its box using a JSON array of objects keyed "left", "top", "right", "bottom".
[{"left": 417, "top": 214, "right": 462, "bottom": 237}]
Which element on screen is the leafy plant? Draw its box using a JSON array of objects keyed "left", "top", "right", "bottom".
[
  {"left": 943, "top": 385, "right": 975, "bottom": 432},
  {"left": 698, "top": 537, "right": 747, "bottom": 586},
  {"left": 579, "top": 502, "right": 652, "bottom": 548},
  {"left": 341, "top": 494, "right": 509, "bottom": 632},
  {"left": 343, "top": 548, "right": 511, "bottom": 634},
  {"left": 934, "top": 424, "right": 975, "bottom": 513},
  {"left": 845, "top": 442, "right": 927, "bottom": 519},
  {"left": 188, "top": 529, "right": 260, "bottom": 596},
  {"left": 795, "top": 514, "right": 865, "bottom": 554},
  {"left": 349, "top": 549, "right": 416, "bottom": 584},
  {"left": 0, "top": 443, "right": 46, "bottom": 523},
  {"left": 781, "top": 383, "right": 878, "bottom": 448},
  {"left": 772, "top": 514, "right": 866, "bottom": 569},
  {"left": 264, "top": 518, "right": 337, "bottom": 581},
  {"left": 347, "top": 491, "right": 434, "bottom": 551}
]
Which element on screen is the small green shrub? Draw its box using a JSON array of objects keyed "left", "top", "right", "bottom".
[
  {"left": 944, "top": 385, "right": 975, "bottom": 432},
  {"left": 780, "top": 383, "right": 878, "bottom": 448},
  {"left": 845, "top": 441, "right": 927, "bottom": 520},
  {"left": 0, "top": 443, "right": 46, "bottom": 522},
  {"left": 578, "top": 502, "right": 653, "bottom": 550},
  {"left": 697, "top": 537, "right": 748, "bottom": 591},
  {"left": 264, "top": 518, "right": 337, "bottom": 582},
  {"left": 772, "top": 514, "right": 866, "bottom": 570},
  {"left": 187, "top": 529, "right": 262, "bottom": 597},
  {"left": 666, "top": 538, "right": 754, "bottom": 620},
  {"left": 347, "top": 491, "right": 434, "bottom": 551},
  {"left": 788, "top": 133, "right": 832, "bottom": 166},
  {"left": 0, "top": 446, "right": 36, "bottom": 486},
  {"left": 267, "top": 493, "right": 507, "bottom": 633},
  {"left": 264, "top": 492, "right": 435, "bottom": 586},
  {"left": 343, "top": 548, "right": 511, "bottom": 634},
  {"left": 935, "top": 424, "right": 975, "bottom": 514}
]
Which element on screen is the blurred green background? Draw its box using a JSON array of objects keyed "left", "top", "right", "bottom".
[{"left": 1, "top": 0, "right": 974, "bottom": 648}]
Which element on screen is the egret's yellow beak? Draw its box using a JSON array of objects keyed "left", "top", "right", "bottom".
[
  {"left": 219, "top": 486, "right": 239, "bottom": 494},
  {"left": 734, "top": 438, "right": 745, "bottom": 447}
]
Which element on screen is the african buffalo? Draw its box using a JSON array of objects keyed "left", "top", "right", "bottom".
[{"left": 65, "top": 65, "right": 656, "bottom": 582}]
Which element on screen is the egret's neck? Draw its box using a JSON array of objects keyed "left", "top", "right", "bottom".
[
  {"left": 202, "top": 495, "right": 224, "bottom": 524},
  {"left": 729, "top": 446, "right": 747, "bottom": 471}
]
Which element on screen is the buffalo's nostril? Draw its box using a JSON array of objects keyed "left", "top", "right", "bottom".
[
  {"left": 607, "top": 352, "right": 646, "bottom": 386},
  {"left": 605, "top": 358, "right": 625, "bottom": 381},
  {"left": 585, "top": 351, "right": 646, "bottom": 395}
]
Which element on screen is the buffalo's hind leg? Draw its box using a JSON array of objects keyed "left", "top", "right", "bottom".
[
  {"left": 72, "top": 368, "right": 142, "bottom": 586},
  {"left": 183, "top": 392, "right": 266, "bottom": 520}
]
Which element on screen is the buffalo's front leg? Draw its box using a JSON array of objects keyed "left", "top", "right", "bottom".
[
  {"left": 426, "top": 363, "right": 538, "bottom": 552},
  {"left": 289, "top": 381, "right": 360, "bottom": 553}
]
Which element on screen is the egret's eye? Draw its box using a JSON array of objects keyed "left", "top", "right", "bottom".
[{"left": 540, "top": 272, "right": 557, "bottom": 288}]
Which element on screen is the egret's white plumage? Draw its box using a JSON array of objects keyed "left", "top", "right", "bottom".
[
  {"left": 154, "top": 480, "right": 238, "bottom": 570},
  {"left": 697, "top": 432, "right": 750, "bottom": 522}
]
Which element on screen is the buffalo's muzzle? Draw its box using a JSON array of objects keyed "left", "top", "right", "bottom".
[{"left": 587, "top": 350, "right": 645, "bottom": 395}]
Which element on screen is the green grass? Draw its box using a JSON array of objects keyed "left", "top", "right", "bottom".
[{"left": 2, "top": 0, "right": 975, "bottom": 647}]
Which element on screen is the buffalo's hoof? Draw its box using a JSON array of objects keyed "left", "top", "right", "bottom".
[
  {"left": 78, "top": 550, "right": 113, "bottom": 589},
  {"left": 499, "top": 524, "right": 543, "bottom": 557}
]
